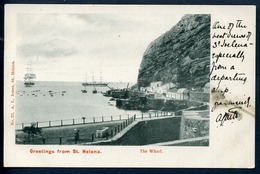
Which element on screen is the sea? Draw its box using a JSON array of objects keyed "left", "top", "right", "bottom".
[{"left": 15, "top": 81, "right": 143, "bottom": 127}]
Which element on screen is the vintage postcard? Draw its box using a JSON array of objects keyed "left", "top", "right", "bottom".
[{"left": 4, "top": 5, "right": 255, "bottom": 167}]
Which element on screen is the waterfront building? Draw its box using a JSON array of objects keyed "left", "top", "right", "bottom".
[{"left": 176, "top": 88, "right": 190, "bottom": 100}]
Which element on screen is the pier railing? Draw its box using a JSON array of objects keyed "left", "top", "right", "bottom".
[
  {"left": 15, "top": 111, "right": 175, "bottom": 145},
  {"left": 15, "top": 111, "right": 175, "bottom": 130}
]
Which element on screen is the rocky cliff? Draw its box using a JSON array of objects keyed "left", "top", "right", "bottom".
[{"left": 137, "top": 14, "right": 210, "bottom": 89}]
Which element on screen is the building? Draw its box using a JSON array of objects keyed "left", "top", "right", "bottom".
[
  {"left": 150, "top": 81, "right": 162, "bottom": 91},
  {"left": 165, "top": 88, "right": 178, "bottom": 99},
  {"left": 176, "top": 88, "right": 190, "bottom": 100}
]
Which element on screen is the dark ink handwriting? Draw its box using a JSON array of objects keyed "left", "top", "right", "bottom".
[
  {"left": 216, "top": 107, "right": 242, "bottom": 126},
  {"left": 211, "top": 97, "right": 250, "bottom": 112}
]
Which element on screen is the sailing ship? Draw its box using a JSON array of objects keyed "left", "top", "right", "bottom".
[
  {"left": 24, "top": 61, "right": 36, "bottom": 87},
  {"left": 82, "top": 70, "right": 108, "bottom": 87}
]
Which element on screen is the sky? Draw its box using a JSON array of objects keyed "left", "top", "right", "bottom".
[{"left": 16, "top": 12, "right": 183, "bottom": 83}]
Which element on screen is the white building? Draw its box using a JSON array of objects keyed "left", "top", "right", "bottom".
[
  {"left": 165, "top": 88, "right": 178, "bottom": 99},
  {"left": 176, "top": 88, "right": 189, "bottom": 100},
  {"left": 150, "top": 81, "right": 162, "bottom": 91}
]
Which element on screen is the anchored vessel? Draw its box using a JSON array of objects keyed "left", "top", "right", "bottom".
[
  {"left": 82, "top": 71, "right": 108, "bottom": 87},
  {"left": 24, "top": 61, "right": 36, "bottom": 87},
  {"left": 81, "top": 71, "right": 108, "bottom": 94}
]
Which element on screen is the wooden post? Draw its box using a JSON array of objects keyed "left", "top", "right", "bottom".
[
  {"left": 102, "top": 116, "right": 104, "bottom": 122},
  {"left": 93, "top": 117, "right": 95, "bottom": 123},
  {"left": 119, "top": 115, "right": 121, "bottom": 120},
  {"left": 22, "top": 123, "right": 24, "bottom": 129},
  {"left": 149, "top": 113, "right": 151, "bottom": 119},
  {"left": 61, "top": 120, "right": 63, "bottom": 126},
  {"left": 73, "top": 119, "right": 75, "bottom": 125},
  {"left": 49, "top": 121, "right": 51, "bottom": 127},
  {"left": 60, "top": 136, "right": 62, "bottom": 145},
  {"left": 36, "top": 122, "right": 38, "bottom": 128},
  {"left": 142, "top": 113, "right": 143, "bottom": 120},
  {"left": 111, "top": 129, "right": 113, "bottom": 137},
  {"left": 92, "top": 133, "right": 94, "bottom": 142},
  {"left": 75, "top": 136, "right": 77, "bottom": 144},
  {"left": 111, "top": 116, "right": 113, "bottom": 121}
]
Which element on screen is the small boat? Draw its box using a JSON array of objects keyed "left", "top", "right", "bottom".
[
  {"left": 92, "top": 82, "right": 97, "bottom": 94},
  {"left": 92, "top": 89, "right": 97, "bottom": 94},
  {"left": 81, "top": 74, "right": 88, "bottom": 93},
  {"left": 81, "top": 89, "right": 87, "bottom": 93},
  {"left": 81, "top": 84, "right": 88, "bottom": 93}
]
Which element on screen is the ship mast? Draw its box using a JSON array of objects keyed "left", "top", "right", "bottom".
[
  {"left": 100, "top": 70, "right": 102, "bottom": 84},
  {"left": 92, "top": 71, "right": 97, "bottom": 92},
  {"left": 24, "top": 60, "right": 36, "bottom": 87},
  {"left": 92, "top": 71, "right": 95, "bottom": 84}
]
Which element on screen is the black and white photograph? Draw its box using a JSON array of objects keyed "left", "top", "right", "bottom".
[
  {"left": 4, "top": 5, "right": 255, "bottom": 168},
  {"left": 14, "top": 12, "right": 210, "bottom": 146}
]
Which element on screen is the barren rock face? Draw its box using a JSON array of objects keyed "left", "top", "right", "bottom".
[{"left": 137, "top": 14, "right": 210, "bottom": 89}]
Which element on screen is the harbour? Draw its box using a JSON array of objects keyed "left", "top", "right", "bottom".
[
  {"left": 14, "top": 14, "right": 211, "bottom": 146},
  {"left": 15, "top": 79, "right": 209, "bottom": 146},
  {"left": 15, "top": 80, "right": 141, "bottom": 125}
]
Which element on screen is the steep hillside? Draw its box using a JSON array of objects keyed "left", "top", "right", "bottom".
[{"left": 137, "top": 14, "right": 210, "bottom": 89}]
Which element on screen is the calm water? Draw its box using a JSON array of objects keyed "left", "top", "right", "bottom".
[{"left": 15, "top": 81, "right": 142, "bottom": 125}]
